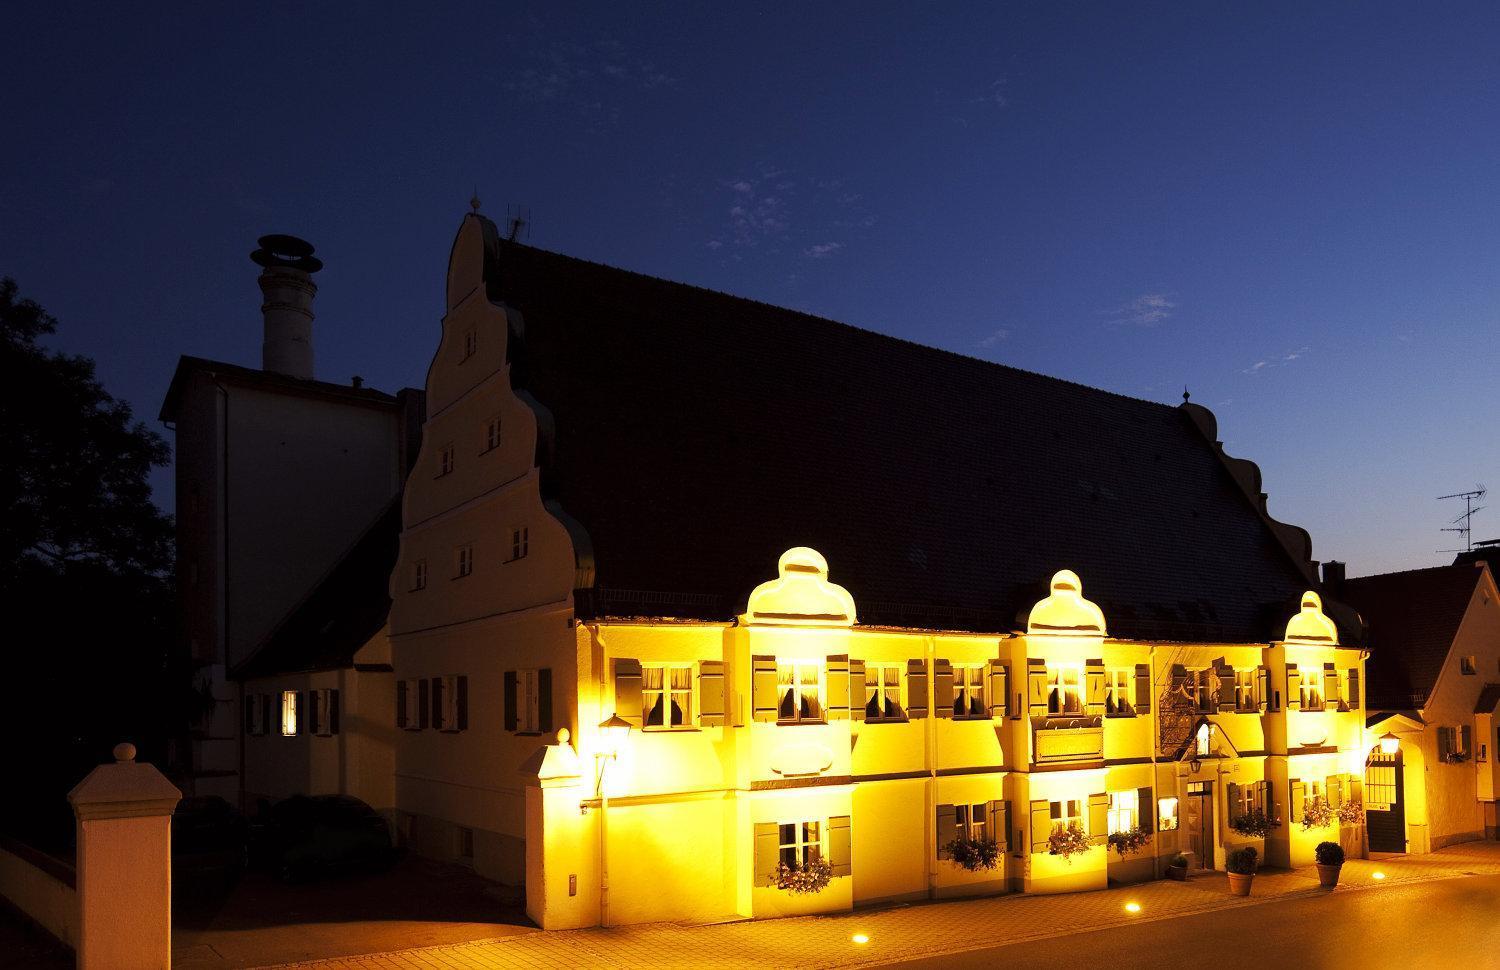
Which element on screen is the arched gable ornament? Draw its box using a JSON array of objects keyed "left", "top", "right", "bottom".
[
  {"left": 1027, "top": 569, "right": 1107, "bottom": 637},
  {"left": 743, "top": 547, "right": 857, "bottom": 627},
  {"left": 1284, "top": 590, "right": 1338, "bottom": 645}
]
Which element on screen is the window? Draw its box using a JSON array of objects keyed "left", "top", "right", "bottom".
[
  {"left": 955, "top": 803, "right": 988, "bottom": 842},
  {"left": 511, "top": 668, "right": 546, "bottom": 733},
  {"left": 864, "top": 664, "right": 904, "bottom": 721},
  {"left": 1299, "top": 676, "right": 1323, "bottom": 710},
  {"left": 1157, "top": 796, "right": 1180, "bottom": 831},
  {"left": 1462, "top": 656, "right": 1477, "bottom": 675},
  {"left": 953, "top": 665, "right": 986, "bottom": 718},
  {"left": 245, "top": 693, "right": 269, "bottom": 737},
  {"left": 310, "top": 688, "right": 338, "bottom": 737},
  {"left": 484, "top": 415, "right": 502, "bottom": 452},
  {"left": 461, "top": 328, "right": 477, "bottom": 360},
  {"left": 432, "top": 674, "right": 463, "bottom": 731},
  {"left": 1105, "top": 669, "right": 1134, "bottom": 716},
  {"left": 1366, "top": 752, "right": 1398, "bottom": 810},
  {"left": 644, "top": 664, "right": 694, "bottom": 729},
  {"left": 1107, "top": 790, "right": 1138, "bottom": 834},
  {"left": 778, "top": 821, "right": 821, "bottom": 868},
  {"left": 1047, "top": 666, "right": 1083, "bottom": 715},
  {"left": 396, "top": 679, "right": 420, "bottom": 730},
  {"left": 412, "top": 559, "right": 427, "bottom": 591},
  {"left": 1190, "top": 669, "right": 1212, "bottom": 711},
  {"left": 1235, "top": 670, "right": 1256, "bottom": 712},
  {"left": 280, "top": 690, "right": 298, "bottom": 737},
  {"left": 777, "top": 661, "right": 824, "bottom": 724},
  {"left": 1195, "top": 722, "right": 1212, "bottom": 756},
  {"left": 510, "top": 527, "right": 529, "bottom": 562},
  {"left": 1050, "top": 799, "right": 1084, "bottom": 834},
  {"left": 456, "top": 544, "right": 473, "bottom": 578},
  {"left": 437, "top": 444, "right": 454, "bottom": 477},
  {"left": 458, "top": 826, "right": 475, "bottom": 862},
  {"left": 1302, "top": 779, "right": 1325, "bottom": 815}
]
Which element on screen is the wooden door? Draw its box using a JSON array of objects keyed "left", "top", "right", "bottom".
[
  {"left": 1365, "top": 750, "right": 1406, "bottom": 853},
  {"left": 1186, "top": 782, "right": 1214, "bottom": 868}
]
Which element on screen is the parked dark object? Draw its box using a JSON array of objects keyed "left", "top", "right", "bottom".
[
  {"left": 254, "top": 795, "right": 395, "bottom": 883},
  {"left": 1316, "top": 840, "right": 1345, "bottom": 887},
  {"left": 1166, "top": 852, "right": 1188, "bottom": 881},
  {"left": 173, "top": 796, "right": 247, "bottom": 892},
  {"left": 1226, "top": 846, "right": 1258, "bottom": 896}
]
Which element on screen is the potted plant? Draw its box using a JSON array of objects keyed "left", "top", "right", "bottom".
[
  {"left": 1225, "top": 846, "right": 1258, "bottom": 896},
  {"left": 1315, "top": 840, "right": 1344, "bottom": 888},
  {"left": 1047, "top": 822, "right": 1093, "bottom": 863},
  {"left": 774, "top": 856, "right": 833, "bottom": 894},
  {"left": 1166, "top": 851, "right": 1189, "bottom": 881},
  {"left": 943, "top": 836, "right": 1001, "bottom": 872}
]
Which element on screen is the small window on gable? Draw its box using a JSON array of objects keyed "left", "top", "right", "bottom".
[
  {"left": 461, "top": 328, "right": 477, "bottom": 360},
  {"left": 484, "top": 415, "right": 502, "bottom": 452},
  {"left": 1461, "top": 656, "right": 1477, "bottom": 675},
  {"left": 412, "top": 559, "right": 427, "bottom": 591},
  {"left": 437, "top": 444, "right": 455, "bottom": 477},
  {"left": 510, "top": 527, "right": 529, "bottom": 562},
  {"left": 456, "top": 544, "right": 473, "bottom": 578}
]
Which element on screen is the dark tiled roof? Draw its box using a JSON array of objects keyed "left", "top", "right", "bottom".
[
  {"left": 159, "top": 355, "right": 398, "bottom": 422},
  {"left": 1340, "top": 564, "right": 1483, "bottom": 710},
  {"left": 232, "top": 497, "right": 401, "bottom": 680},
  {"left": 1474, "top": 683, "right": 1500, "bottom": 715},
  {"left": 490, "top": 236, "right": 1318, "bottom": 641}
]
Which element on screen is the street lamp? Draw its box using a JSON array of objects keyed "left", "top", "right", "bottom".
[
  {"left": 1379, "top": 733, "right": 1400, "bottom": 755},
  {"left": 596, "top": 713, "right": 632, "bottom": 928}
]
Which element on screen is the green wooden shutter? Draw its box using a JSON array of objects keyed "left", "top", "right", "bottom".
[
  {"left": 1290, "top": 780, "right": 1305, "bottom": 821},
  {"left": 329, "top": 689, "right": 341, "bottom": 735},
  {"left": 933, "top": 659, "right": 955, "bottom": 719},
  {"left": 309, "top": 691, "right": 322, "bottom": 736},
  {"left": 826, "top": 655, "right": 850, "bottom": 720},
  {"left": 828, "top": 815, "right": 851, "bottom": 877},
  {"left": 1437, "top": 726, "right": 1451, "bottom": 760},
  {"left": 1461, "top": 724, "right": 1473, "bottom": 757},
  {"left": 614, "top": 658, "right": 644, "bottom": 726},
  {"left": 751, "top": 656, "right": 779, "bottom": 722},
  {"left": 298, "top": 690, "right": 308, "bottom": 734},
  {"left": 1328, "top": 775, "right": 1344, "bottom": 810},
  {"left": 987, "top": 800, "right": 1003, "bottom": 846},
  {"left": 1286, "top": 664, "right": 1301, "bottom": 710},
  {"left": 1227, "top": 782, "right": 1241, "bottom": 821},
  {"left": 989, "top": 661, "right": 1007, "bottom": 720},
  {"left": 698, "top": 660, "right": 726, "bottom": 726},
  {"left": 1256, "top": 666, "right": 1270, "bottom": 712},
  {"left": 849, "top": 659, "right": 866, "bottom": 722},
  {"left": 1169, "top": 664, "right": 1188, "bottom": 694},
  {"left": 538, "top": 668, "right": 553, "bottom": 733},
  {"left": 1134, "top": 663, "right": 1151, "bottom": 713},
  {"left": 1027, "top": 659, "right": 1049, "bottom": 716},
  {"left": 262, "top": 694, "right": 272, "bottom": 735},
  {"left": 1323, "top": 663, "right": 1339, "bottom": 710},
  {"left": 1218, "top": 665, "right": 1238, "bottom": 712},
  {"left": 244, "top": 697, "right": 255, "bottom": 735},
  {"left": 1347, "top": 776, "right": 1363, "bottom": 807},
  {"left": 906, "top": 659, "right": 929, "bottom": 719},
  {"left": 396, "top": 681, "right": 407, "bottom": 730},
  {"left": 1347, "top": 668, "right": 1360, "bottom": 710},
  {"left": 455, "top": 677, "right": 468, "bottom": 731},
  {"left": 431, "top": 678, "right": 445, "bottom": 731},
  {"left": 1137, "top": 787, "right": 1153, "bottom": 833},
  {"left": 936, "top": 803, "right": 957, "bottom": 859},
  {"left": 753, "top": 822, "right": 779, "bottom": 887},
  {"left": 1085, "top": 660, "right": 1106, "bottom": 715},
  {"left": 503, "top": 671, "right": 517, "bottom": 731},
  {"left": 1087, "top": 793, "right": 1108, "bottom": 842},
  {"left": 1264, "top": 779, "right": 1276, "bottom": 822},
  {"left": 1030, "top": 800, "right": 1052, "bottom": 853}
]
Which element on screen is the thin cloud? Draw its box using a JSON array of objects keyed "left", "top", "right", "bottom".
[
  {"left": 977, "top": 328, "right": 1011, "bottom": 349},
  {"left": 803, "top": 242, "right": 843, "bottom": 259},
  {"left": 1107, "top": 293, "right": 1177, "bottom": 327},
  {"left": 1242, "top": 346, "right": 1311, "bottom": 375}
]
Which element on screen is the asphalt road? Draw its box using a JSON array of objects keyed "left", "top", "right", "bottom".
[{"left": 887, "top": 874, "right": 1500, "bottom": 970}]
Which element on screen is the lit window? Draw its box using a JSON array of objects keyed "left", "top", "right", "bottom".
[
  {"left": 280, "top": 690, "right": 298, "bottom": 736},
  {"left": 1461, "top": 656, "right": 1477, "bottom": 675},
  {"left": 777, "top": 661, "right": 824, "bottom": 724},
  {"left": 955, "top": 803, "right": 989, "bottom": 842},
  {"left": 461, "top": 328, "right": 477, "bottom": 360},
  {"left": 510, "top": 527, "right": 529, "bottom": 561},
  {"left": 1302, "top": 779, "right": 1326, "bottom": 816},
  {"left": 1235, "top": 670, "right": 1256, "bottom": 712},
  {"left": 1157, "top": 797, "right": 1180, "bottom": 831},
  {"left": 437, "top": 444, "right": 455, "bottom": 477},
  {"left": 1195, "top": 722, "right": 1212, "bottom": 756},
  {"left": 412, "top": 559, "right": 427, "bottom": 590},
  {"left": 456, "top": 544, "right": 473, "bottom": 578},
  {"left": 953, "top": 665, "right": 986, "bottom": 718},
  {"left": 864, "top": 664, "right": 905, "bottom": 722},
  {"left": 644, "top": 665, "right": 694, "bottom": 730},
  {"left": 778, "top": 820, "right": 821, "bottom": 868},
  {"left": 1107, "top": 790, "right": 1139, "bottom": 834},
  {"left": 1300, "top": 677, "right": 1323, "bottom": 710},
  {"left": 1050, "top": 799, "right": 1085, "bottom": 834},
  {"left": 1105, "top": 669, "right": 1134, "bottom": 716},
  {"left": 484, "top": 415, "right": 502, "bottom": 452},
  {"left": 1047, "top": 667, "right": 1083, "bottom": 715}
]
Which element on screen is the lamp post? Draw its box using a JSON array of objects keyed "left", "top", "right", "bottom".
[
  {"left": 1379, "top": 732, "right": 1400, "bottom": 755},
  {"left": 596, "top": 713, "right": 632, "bottom": 927}
]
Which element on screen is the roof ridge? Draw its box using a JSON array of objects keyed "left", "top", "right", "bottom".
[
  {"left": 1345, "top": 562, "right": 1480, "bottom": 584},
  {"left": 501, "top": 241, "right": 1176, "bottom": 413}
]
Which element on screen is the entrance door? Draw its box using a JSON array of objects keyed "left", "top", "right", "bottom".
[
  {"left": 1366, "top": 750, "right": 1406, "bottom": 853},
  {"left": 1185, "top": 781, "right": 1214, "bottom": 868}
]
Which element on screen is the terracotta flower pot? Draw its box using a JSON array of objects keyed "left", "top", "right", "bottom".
[
  {"left": 1166, "top": 863, "right": 1188, "bottom": 881},
  {"left": 1317, "top": 863, "right": 1341, "bottom": 888},
  {"left": 1226, "top": 871, "right": 1254, "bottom": 896}
]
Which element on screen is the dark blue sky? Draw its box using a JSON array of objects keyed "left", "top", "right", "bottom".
[{"left": 5, "top": 2, "right": 1497, "bottom": 576}]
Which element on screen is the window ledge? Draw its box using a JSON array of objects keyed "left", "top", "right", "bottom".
[
  {"left": 643, "top": 727, "right": 701, "bottom": 734},
  {"left": 775, "top": 721, "right": 829, "bottom": 727}
]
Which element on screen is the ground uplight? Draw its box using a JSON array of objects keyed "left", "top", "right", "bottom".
[
  {"left": 851, "top": 933, "right": 870, "bottom": 945},
  {"left": 1372, "top": 871, "right": 1386, "bottom": 880},
  {"left": 1124, "top": 902, "right": 1142, "bottom": 914}
]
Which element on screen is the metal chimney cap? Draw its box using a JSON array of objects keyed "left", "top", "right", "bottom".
[{"left": 252, "top": 234, "right": 323, "bottom": 272}]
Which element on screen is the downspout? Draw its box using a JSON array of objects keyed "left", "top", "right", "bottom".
[
  {"left": 1150, "top": 643, "right": 1161, "bottom": 881},
  {"left": 586, "top": 622, "right": 610, "bottom": 927},
  {"left": 217, "top": 381, "right": 241, "bottom": 809},
  {"left": 925, "top": 634, "right": 938, "bottom": 899}
]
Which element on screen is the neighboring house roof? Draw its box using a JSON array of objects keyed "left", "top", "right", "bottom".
[
  {"left": 232, "top": 496, "right": 402, "bottom": 680},
  {"left": 1475, "top": 683, "right": 1500, "bottom": 716},
  {"left": 159, "top": 355, "right": 399, "bottom": 422},
  {"left": 484, "top": 232, "right": 1322, "bottom": 641},
  {"left": 1340, "top": 564, "right": 1484, "bottom": 710}
]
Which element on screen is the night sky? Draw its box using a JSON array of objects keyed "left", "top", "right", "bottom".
[{"left": 4, "top": 2, "right": 1497, "bottom": 577}]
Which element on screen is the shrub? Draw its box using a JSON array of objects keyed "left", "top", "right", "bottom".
[
  {"left": 1107, "top": 826, "right": 1151, "bottom": 859},
  {"left": 1315, "top": 841, "right": 1345, "bottom": 866},
  {"left": 774, "top": 857, "right": 833, "bottom": 894},
  {"left": 1168, "top": 852, "right": 1189, "bottom": 869},
  {"left": 1228, "top": 808, "right": 1279, "bottom": 839},
  {"left": 944, "top": 837, "right": 1001, "bottom": 871},
  {"left": 1300, "top": 800, "right": 1336, "bottom": 831},
  {"left": 1226, "top": 846, "right": 1259, "bottom": 875},
  {"left": 1047, "top": 822, "right": 1093, "bottom": 863}
]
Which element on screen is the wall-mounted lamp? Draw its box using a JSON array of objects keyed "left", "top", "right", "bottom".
[
  {"left": 1379, "top": 733, "right": 1400, "bottom": 755},
  {"left": 598, "top": 713, "right": 633, "bottom": 761}
]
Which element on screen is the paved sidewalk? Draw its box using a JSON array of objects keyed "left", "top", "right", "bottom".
[{"left": 254, "top": 842, "right": 1500, "bottom": 969}]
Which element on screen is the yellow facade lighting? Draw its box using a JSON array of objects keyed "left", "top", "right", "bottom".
[
  {"left": 1379, "top": 733, "right": 1400, "bottom": 755},
  {"left": 597, "top": 714, "right": 633, "bottom": 760}
]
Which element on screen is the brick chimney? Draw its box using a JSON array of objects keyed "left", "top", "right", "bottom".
[
  {"left": 1321, "top": 560, "right": 1346, "bottom": 595},
  {"left": 251, "top": 234, "right": 322, "bottom": 380}
]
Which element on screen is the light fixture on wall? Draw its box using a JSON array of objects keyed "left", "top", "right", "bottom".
[
  {"left": 598, "top": 713, "right": 633, "bottom": 760},
  {"left": 1379, "top": 733, "right": 1400, "bottom": 755}
]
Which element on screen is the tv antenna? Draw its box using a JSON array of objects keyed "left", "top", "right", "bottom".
[
  {"left": 505, "top": 204, "right": 531, "bottom": 243},
  {"left": 1437, "top": 486, "right": 1487, "bottom": 553}
]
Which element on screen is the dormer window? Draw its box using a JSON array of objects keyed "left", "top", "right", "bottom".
[
  {"left": 1047, "top": 666, "right": 1083, "bottom": 715},
  {"left": 461, "top": 328, "right": 477, "bottom": 360},
  {"left": 456, "top": 544, "right": 473, "bottom": 578},
  {"left": 509, "top": 526, "right": 529, "bottom": 562},
  {"left": 412, "top": 559, "right": 428, "bottom": 590},
  {"left": 484, "top": 415, "right": 502, "bottom": 453},
  {"left": 437, "top": 444, "right": 455, "bottom": 477}
]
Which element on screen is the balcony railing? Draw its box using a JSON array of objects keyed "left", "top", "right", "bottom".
[{"left": 1033, "top": 717, "right": 1104, "bottom": 765}]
